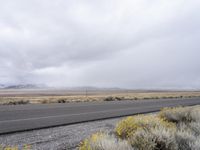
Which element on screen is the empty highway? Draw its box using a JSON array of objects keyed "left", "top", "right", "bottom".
[{"left": 0, "top": 98, "right": 200, "bottom": 134}]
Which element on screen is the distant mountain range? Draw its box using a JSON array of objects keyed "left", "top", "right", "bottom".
[
  {"left": 0, "top": 83, "right": 195, "bottom": 92},
  {"left": 0, "top": 84, "right": 6, "bottom": 89},
  {"left": 0, "top": 84, "right": 46, "bottom": 89},
  {"left": 0, "top": 84, "right": 126, "bottom": 91},
  {"left": 57, "top": 86, "right": 125, "bottom": 91},
  {"left": 1, "top": 84, "right": 194, "bottom": 91}
]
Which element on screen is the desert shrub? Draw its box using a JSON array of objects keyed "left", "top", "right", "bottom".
[
  {"left": 159, "top": 106, "right": 200, "bottom": 124},
  {"left": 188, "top": 122, "right": 200, "bottom": 136},
  {"left": 190, "top": 106, "right": 200, "bottom": 122},
  {"left": 57, "top": 99, "right": 66, "bottom": 103},
  {"left": 103, "top": 96, "right": 123, "bottom": 101},
  {"left": 175, "top": 129, "right": 196, "bottom": 150},
  {"left": 190, "top": 138, "right": 200, "bottom": 150},
  {"left": 159, "top": 107, "right": 193, "bottom": 124},
  {"left": 5, "top": 100, "right": 30, "bottom": 105},
  {"left": 19, "top": 100, "right": 30, "bottom": 104},
  {"left": 178, "top": 122, "right": 200, "bottom": 137},
  {"left": 79, "top": 132, "right": 133, "bottom": 150},
  {"left": 104, "top": 97, "right": 115, "bottom": 101},
  {"left": 115, "top": 97, "right": 123, "bottom": 101},
  {"left": 162, "top": 97, "right": 168, "bottom": 99},
  {"left": 143, "top": 97, "right": 151, "bottom": 100},
  {"left": 129, "top": 126, "right": 177, "bottom": 150},
  {"left": 115, "top": 116, "right": 137, "bottom": 139},
  {"left": 143, "top": 97, "right": 160, "bottom": 99},
  {"left": 115, "top": 115, "right": 175, "bottom": 139},
  {"left": 41, "top": 99, "right": 49, "bottom": 104}
]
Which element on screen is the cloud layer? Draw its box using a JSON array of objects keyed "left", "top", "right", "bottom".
[{"left": 0, "top": 0, "right": 200, "bottom": 89}]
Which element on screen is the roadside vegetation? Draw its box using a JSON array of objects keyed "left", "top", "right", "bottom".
[
  {"left": 79, "top": 105, "right": 200, "bottom": 150},
  {"left": 1, "top": 91, "right": 200, "bottom": 105},
  {"left": 2, "top": 100, "right": 30, "bottom": 105}
]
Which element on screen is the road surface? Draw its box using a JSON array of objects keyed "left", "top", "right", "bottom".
[{"left": 0, "top": 98, "right": 200, "bottom": 134}]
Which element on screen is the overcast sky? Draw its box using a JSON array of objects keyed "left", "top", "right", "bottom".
[{"left": 0, "top": 0, "right": 200, "bottom": 89}]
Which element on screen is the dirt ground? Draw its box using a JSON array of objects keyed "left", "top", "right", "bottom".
[{"left": 0, "top": 89, "right": 200, "bottom": 104}]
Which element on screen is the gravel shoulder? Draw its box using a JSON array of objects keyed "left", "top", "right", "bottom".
[{"left": 0, "top": 117, "right": 123, "bottom": 150}]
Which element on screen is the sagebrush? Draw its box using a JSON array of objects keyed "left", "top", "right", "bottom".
[{"left": 79, "top": 105, "right": 200, "bottom": 150}]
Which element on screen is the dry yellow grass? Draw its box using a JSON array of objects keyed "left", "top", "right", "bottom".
[{"left": 0, "top": 90, "right": 200, "bottom": 104}]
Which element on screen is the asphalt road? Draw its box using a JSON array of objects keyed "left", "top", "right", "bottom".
[{"left": 0, "top": 98, "right": 200, "bottom": 135}]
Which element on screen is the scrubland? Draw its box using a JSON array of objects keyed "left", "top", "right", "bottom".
[
  {"left": 0, "top": 90, "right": 200, "bottom": 105},
  {"left": 79, "top": 105, "right": 200, "bottom": 150}
]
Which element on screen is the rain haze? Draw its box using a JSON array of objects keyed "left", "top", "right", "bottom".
[{"left": 0, "top": 0, "right": 200, "bottom": 89}]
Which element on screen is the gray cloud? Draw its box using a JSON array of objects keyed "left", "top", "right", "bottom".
[{"left": 0, "top": 0, "right": 200, "bottom": 89}]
